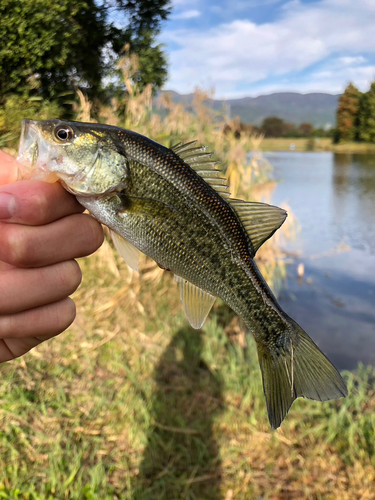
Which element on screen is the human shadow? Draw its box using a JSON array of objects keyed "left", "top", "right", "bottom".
[{"left": 133, "top": 326, "right": 224, "bottom": 499}]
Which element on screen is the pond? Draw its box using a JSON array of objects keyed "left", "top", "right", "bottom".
[{"left": 266, "top": 151, "right": 375, "bottom": 371}]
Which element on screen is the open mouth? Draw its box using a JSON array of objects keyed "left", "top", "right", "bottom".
[{"left": 17, "top": 120, "right": 58, "bottom": 182}]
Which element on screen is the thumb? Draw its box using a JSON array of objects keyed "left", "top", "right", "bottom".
[{"left": 0, "top": 150, "right": 21, "bottom": 186}]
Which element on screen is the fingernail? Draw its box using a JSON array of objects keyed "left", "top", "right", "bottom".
[{"left": 0, "top": 193, "right": 16, "bottom": 219}]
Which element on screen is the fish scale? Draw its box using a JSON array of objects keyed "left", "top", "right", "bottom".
[{"left": 17, "top": 118, "right": 348, "bottom": 428}]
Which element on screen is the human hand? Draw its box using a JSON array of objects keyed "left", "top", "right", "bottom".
[{"left": 0, "top": 151, "right": 104, "bottom": 362}]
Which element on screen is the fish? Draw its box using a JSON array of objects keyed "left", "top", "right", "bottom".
[{"left": 17, "top": 119, "right": 348, "bottom": 428}]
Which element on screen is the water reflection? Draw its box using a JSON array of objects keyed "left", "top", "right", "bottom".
[
  {"left": 267, "top": 152, "right": 375, "bottom": 369},
  {"left": 332, "top": 154, "right": 375, "bottom": 254}
]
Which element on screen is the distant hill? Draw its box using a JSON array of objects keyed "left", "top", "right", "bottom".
[{"left": 160, "top": 91, "right": 340, "bottom": 128}]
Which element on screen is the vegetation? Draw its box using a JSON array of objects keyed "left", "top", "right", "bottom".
[
  {"left": 0, "top": 75, "right": 374, "bottom": 497},
  {"left": 0, "top": 7, "right": 374, "bottom": 493},
  {"left": 257, "top": 137, "right": 375, "bottom": 153},
  {"left": 335, "top": 81, "right": 375, "bottom": 144},
  {"left": 359, "top": 82, "right": 375, "bottom": 143},
  {"left": 336, "top": 83, "right": 361, "bottom": 142},
  {"left": 259, "top": 116, "right": 322, "bottom": 139},
  {"left": 0, "top": 0, "right": 171, "bottom": 104},
  {"left": 0, "top": 275, "right": 374, "bottom": 499}
]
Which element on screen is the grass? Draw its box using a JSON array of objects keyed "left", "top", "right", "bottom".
[
  {"left": 260, "top": 137, "right": 332, "bottom": 152},
  {"left": 0, "top": 67, "right": 374, "bottom": 498},
  {"left": 0, "top": 251, "right": 374, "bottom": 499},
  {"left": 331, "top": 141, "right": 375, "bottom": 153},
  {"left": 260, "top": 137, "right": 375, "bottom": 154}
]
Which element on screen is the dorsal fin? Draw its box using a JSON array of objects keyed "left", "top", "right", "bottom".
[
  {"left": 171, "top": 141, "right": 286, "bottom": 255},
  {"left": 172, "top": 141, "right": 199, "bottom": 154},
  {"left": 174, "top": 275, "right": 216, "bottom": 329},
  {"left": 229, "top": 200, "right": 287, "bottom": 255},
  {"left": 171, "top": 141, "right": 231, "bottom": 199}
]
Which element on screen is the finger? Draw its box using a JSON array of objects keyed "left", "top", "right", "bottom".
[
  {"left": 0, "top": 180, "right": 83, "bottom": 225},
  {"left": 0, "top": 213, "right": 104, "bottom": 268},
  {"left": 0, "top": 260, "right": 82, "bottom": 315},
  {"left": 0, "top": 151, "right": 20, "bottom": 185},
  {"left": 0, "top": 261, "right": 13, "bottom": 272},
  {"left": 0, "top": 297, "right": 76, "bottom": 340},
  {"left": 0, "top": 298, "right": 76, "bottom": 362}
]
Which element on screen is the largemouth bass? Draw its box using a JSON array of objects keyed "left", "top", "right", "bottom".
[{"left": 17, "top": 119, "right": 347, "bottom": 428}]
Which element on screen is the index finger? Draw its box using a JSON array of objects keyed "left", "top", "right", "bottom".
[{"left": 0, "top": 151, "right": 21, "bottom": 185}]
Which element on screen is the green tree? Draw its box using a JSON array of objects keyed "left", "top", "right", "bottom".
[
  {"left": 107, "top": 0, "right": 171, "bottom": 91},
  {"left": 299, "top": 122, "right": 313, "bottom": 136},
  {"left": 0, "top": 0, "right": 171, "bottom": 103},
  {"left": 336, "top": 82, "right": 360, "bottom": 142},
  {"left": 260, "top": 117, "right": 286, "bottom": 137},
  {"left": 359, "top": 82, "right": 375, "bottom": 142}
]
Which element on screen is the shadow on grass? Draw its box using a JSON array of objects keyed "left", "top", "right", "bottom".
[{"left": 133, "top": 326, "right": 224, "bottom": 499}]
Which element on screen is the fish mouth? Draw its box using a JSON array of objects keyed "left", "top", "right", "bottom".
[{"left": 17, "top": 120, "right": 59, "bottom": 182}]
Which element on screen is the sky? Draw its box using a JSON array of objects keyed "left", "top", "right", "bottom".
[{"left": 159, "top": 0, "right": 375, "bottom": 98}]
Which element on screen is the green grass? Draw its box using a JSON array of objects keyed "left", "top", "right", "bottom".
[
  {"left": 332, "top": 141, "right": 375, "bottom": 153},
  {"left": 260, "top": 137, "right": 375, "bottom": 154},
  {"left": 260, "top": 137, "right": 332, "bottom": 152},
  {"left": 0, "top": 249, "right": 374, "bottom": 500}
]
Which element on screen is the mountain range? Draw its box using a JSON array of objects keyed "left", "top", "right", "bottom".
[{"left": 161, "top": 91, "right": 340, "bottom": 128}]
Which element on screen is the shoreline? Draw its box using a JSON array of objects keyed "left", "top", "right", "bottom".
[{"left": 259, "top": 137, "right": 375, "bottom": 153}]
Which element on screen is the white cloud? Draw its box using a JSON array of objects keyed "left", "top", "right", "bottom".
[
  {"left": 339, "top": 56, "right": 366, "bottom": 66},
  {"left": 243, "top": 64, "right": 375, "bottom": 97},
  {"left": 173, "top": 9, "right": 201, "bottom": 20},
  {"left": 162, "top": 0, "right": 375, "bottom": 97}
]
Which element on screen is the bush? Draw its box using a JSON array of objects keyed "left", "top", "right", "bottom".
[{"left": 0, "top": 94, "right": 62, "bottom": 149}]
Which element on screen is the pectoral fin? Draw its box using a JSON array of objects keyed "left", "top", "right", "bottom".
[
  {"left": 110, "top": 230, "right": 140, "bottom": 271},
  {"left": 174, "top": 276, "right": 216, "bottom": 329}
]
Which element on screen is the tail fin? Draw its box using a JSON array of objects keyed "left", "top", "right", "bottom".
[{"left": 256, "top": 319, "right": 348, "bottom": 429}]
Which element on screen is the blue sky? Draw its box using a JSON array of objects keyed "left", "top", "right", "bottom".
[{"left": 159, "top": 0, "right": 375, "bottom": 98}]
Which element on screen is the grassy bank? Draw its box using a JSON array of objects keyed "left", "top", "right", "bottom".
[
  {"left": 260, "top": 137, "right": 375, "bottom": 154},
  {"left": 260, "top": 137, "right": 332, "bottom": 152},
  {"left": 0, "top": 251, "right": 374, "bottom": 499},
  {"left": 1, "top": 81, "right": 374, "bottom": 498}
]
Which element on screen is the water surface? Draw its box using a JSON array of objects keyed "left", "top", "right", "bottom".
[{"left": 266, "top": 152, "right": 375, "bottom": 370}]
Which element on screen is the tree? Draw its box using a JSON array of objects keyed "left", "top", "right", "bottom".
[
  {"left": 299, "top": 123, "right": 313, "bottom": 136},
  {"left": 359, "top": 82, "right": 375, "bottom": 142},
  {"left": 0, "top": 0, "right": 171, "bottom": 103},
  {"left": 106, "top": 0, "right": 171, "bottom": 91},
  {"left": 336, "top": 82, "right": 360, "bottom": 142},
  {"left": 261, "top": 117, "right": 286, "bottom": 137}
]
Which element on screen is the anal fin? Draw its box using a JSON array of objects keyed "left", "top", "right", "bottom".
[{"left": 174, "top": 276, "right": 216, "bottom": 329}]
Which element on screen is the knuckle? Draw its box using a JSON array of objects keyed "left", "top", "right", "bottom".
[
  {"left": 0, "top": 224, "right": 32, "bottom": 267},
  {"left": 0, "top": 315, "right": 13, "bottom": 338},
  {"left": 28, "top": 190, "right": 50, "bottom": 224}
]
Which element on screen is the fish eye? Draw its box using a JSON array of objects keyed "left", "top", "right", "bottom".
[{"left": 54, "top": 125, "right": 74, "bottom": 142}]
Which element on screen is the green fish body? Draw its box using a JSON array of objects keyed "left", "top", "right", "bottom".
[{"left": 18, "top": 119, "right": 348, "bottom": 428}]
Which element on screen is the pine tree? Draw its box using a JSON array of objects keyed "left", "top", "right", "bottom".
[
  {"left": 359, "top": 82, "right": 375, "bottom": 142},
  {"left": 336, "top": 83, "right": 360, "bottom": 142}
]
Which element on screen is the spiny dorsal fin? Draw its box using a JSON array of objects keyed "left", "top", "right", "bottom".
[
  {"left": 229, "top": 199, "right": 287, "bottom": 255},
  {"left": 110, "top": 230, "right": 140, "bottom": 271},
  {"left": 174, "top": 276, "right": 216, "bottom": 329},
  {"left": 172, "top": 141, "right": 198, "bottom": 154},
  {"left": 171, "top": 141, "right": 231, "bottom": 199}
]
